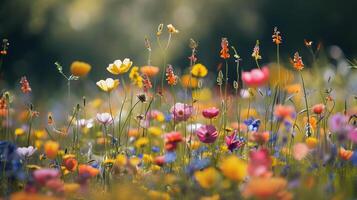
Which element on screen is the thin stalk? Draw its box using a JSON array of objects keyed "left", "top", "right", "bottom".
[{"left": 300, "top": 72, "right": 311, "bottom": 137}]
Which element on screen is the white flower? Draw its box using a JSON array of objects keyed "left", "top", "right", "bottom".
[
  {"left": 186, "top": 123, "right": 203, "bottom": 132},
  {"left": 77, "top": 119, "right": 94, "bottom": 128},
  {"left": 16, "top": 146, "right": 36, "bottom": 158},
  {"left": 96, "top": 113, "right": 113, "bottom": 125}
]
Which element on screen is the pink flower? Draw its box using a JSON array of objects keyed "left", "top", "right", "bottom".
[
  {"left": 33, "top": 169, "right": 60, "bottom": 186},
  {"left": 195, "top": 125, "right": 218, "bottom": 143},
  {"left": 165, "top": 131, "right": 183, "bottom": 151},
  {"left": 242, "top": 67, "right": 269, "bottom": 87},
  {"left": 293, "top": 143, "right": 309, "bottom": 161},
  {"left": 248, "top": 148, "right": 272, "bottom": 177},
  {"left": 225, "top": 131, "right": 244, "bottom": 152},
  {"left": 170, "top": 103, "right": 193, "bottom": 122},
  {"left": 96, "top": 113, "right": 113, "bottom": 125},
  {"left": 202, "top": 107, "right": 220, "bottom": 119},
  {"left": 348, "top": 127, "right": 357, "bottom": 144}
]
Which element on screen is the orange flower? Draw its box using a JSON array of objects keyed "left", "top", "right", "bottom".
[
  {"left": 181, "top": 74, "right": 198, "bottom": 88},
  {"left": 305, "top": 137, "right": 318, "bottom": 149},
  {"left": 339, "top": 147, "right": 353, "bottom": 160},
  {"left": 140, "top": 65, "right": 159, "bottom": 77},
  {"left": 274, "top": 105, "right": 295, "bottom": 120},
  {"left": 44, "top": 140, "right": 60, "bottom": 159},
  {"left": 291, "top": 52, "right": 304, "bottom": 71},
  {"left": 0, "top": 96, "right": 8, "bottom": 117},
  {"left": 272, "top": 27, "right": 282, "bottom": 45},
  {"left": 20, "top": 76, "right": 32, "bottom": 94},
  {"left": 128, "top": 128, "right": 140, "bottom": 138},
  {"left": 166, "top": 65, "right": 178, "bottom": 86},
  {"left": 78, "top": 164, "right": 100, "bottom": 177},
  {"left": 63, "top": 154, "right": 78, "bottom": 171},
  {"left": 312, "top": 104, "right": 325, "bottom": 114},
  {"left": 304, "top": 116, "right": 317, "bottom": 130},
  {"left": 70, "top": 61, "right": 91, "bottom": 77},
  {"left": 242, "top": 177, "right": 292, "bottom": 200},
  {"left": 220, "top": 38, "right": 230, "bottom": 59}
]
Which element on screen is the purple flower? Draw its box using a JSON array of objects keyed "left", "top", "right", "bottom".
[
  {"left": 202, "top": 107, "right": 220, "bottom": 119},
  {"left": 225, "top": 131, "right": 244, "bottom": 152},
  {"left": 329, "top": 113, "right": 353, "bottom": 141},
  {"left": 170, "top": 103, "right": 193, "bottom": 122},
  {"left": 329, "top": 113, "right": 349, "bottom": 133},
  {"left": 195, "top": 125, "right": 218, "bottom": 143},
  {"left": 16, "top": 146, "right": 36, "bottom": 159}
]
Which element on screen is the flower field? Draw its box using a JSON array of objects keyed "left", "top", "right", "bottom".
[{"left": 0, "top": 24, "right": 357, "bottom": 200}]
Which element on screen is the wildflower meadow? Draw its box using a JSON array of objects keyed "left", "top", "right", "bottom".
[{"left": 0, "top": 23, "right": 357, "bottom": 200}]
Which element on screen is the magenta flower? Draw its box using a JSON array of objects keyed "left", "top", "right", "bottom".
[
  {"left": 33, "top": 169, "right": 60, "bottom": 186},
  {"left": 195, "top": 125, "right": 218, "bottom": 143},
  {"left": 202, "top": 107, "right": 220, "bottom": 119},
  {"left": 225, "top": 131, "right": 244, "bottom": 152},
  {"left": 348, "top": 127, "right": 357, "bottom": 144},
  {"left": 242, "top": 67, "right": 269, "bottom": 87},
  {"left": 170, "top": 103, "right": 193, "bottom": 122},
  {"left": 248, "top": 148, "right": 272, "bottom": 177}
]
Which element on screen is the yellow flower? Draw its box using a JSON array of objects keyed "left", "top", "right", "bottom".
[
  {"left": 181, "top": 74, "right": 198, "bottom": 88},
  {"left": 150, "top": 165, "right": 161, "bottom": 171},
  {"left": 190, "top": 140, "right": 200, "bottom": 150},
  {"left": 44, "top": 140, "right": 59, "bottom": 159},
  {"left": 148, "top": 190, "right": 171, "bottom": 200},
  {"left": 191, "top": 63, "right": 208, "bottom": 77},
  {"left": 107, "top": 58, "right": 132, "bottom": 75},
  {"left": 142, "top": 154, "right": 153, "bottom": 164},
  {"left": 115, "top": 154, "right": 127, "bottom": 167},
  {"left": 14, "top": 128, "right": 25, "bottom": 136},
  {"left": 194, "top": 167, "right": 220, "bottom": 189},
  {"left": 96, "top": 78, "right": 119, "bottom": 92},
  {"left": 135, "top": 137, "right": 149, "bottom": 148},
  {"left": 167, "top": 24, "right": 179, "bottom": 34},
  {"left": 129, "top": 66, "right": 143, "bottom": 88},
  {"left": 148, "top": 126, "right": 162, "bottom": 137},
  {"left": 192, "top": 88, "right": 212, "bottom": 101},
  {"left": 34, "top": 129, "right": 46, "bottom": 139},
  {"left": 70, "top": 61, "right": 91, "bottom": 77},
  {"left": 129, "top": 157, "right": 141, "bottom": 166},
  {"left": 306, "top": 137, "right": 318, "bottom": 149},
  {"left": 200, "top": 194, "right": 220, "bottom": 200},
  {"left": 220, "top": 156, "right": 247, "bottom": 182},
  {"left": 156, "top": 113, "right": 165, "bottom": 122},
  {"left": 35, "top": 140, "right": 43, "bottom": 149},
  {"left": 64, "top": 183, "right": 80, "bottom": 193}
]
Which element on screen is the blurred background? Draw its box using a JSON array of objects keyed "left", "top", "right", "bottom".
[{"left": 1, "top": 0, "right": 357, "bottom": 98}]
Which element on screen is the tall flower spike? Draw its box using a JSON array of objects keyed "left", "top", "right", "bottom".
[
  {"left": 252, "top": 40, "right": 262, "bottom": 60},
  {"left": 20, "top": 76, "right": 32, "bottom": 94},
  {"left": 166, "top": 65, "right": 178, "bottom": 86},
  {"left": 220, "top": 38, "right": 230, "bottom": 59},
  {"left": 292, "top": 52, "right": 304, "bottom": 71},
  {"left": 272, "top": 27, "right": 282, "bottom": 45},
  {"left": 142, "top": 74, "right": 152, "bottom": 93}
]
